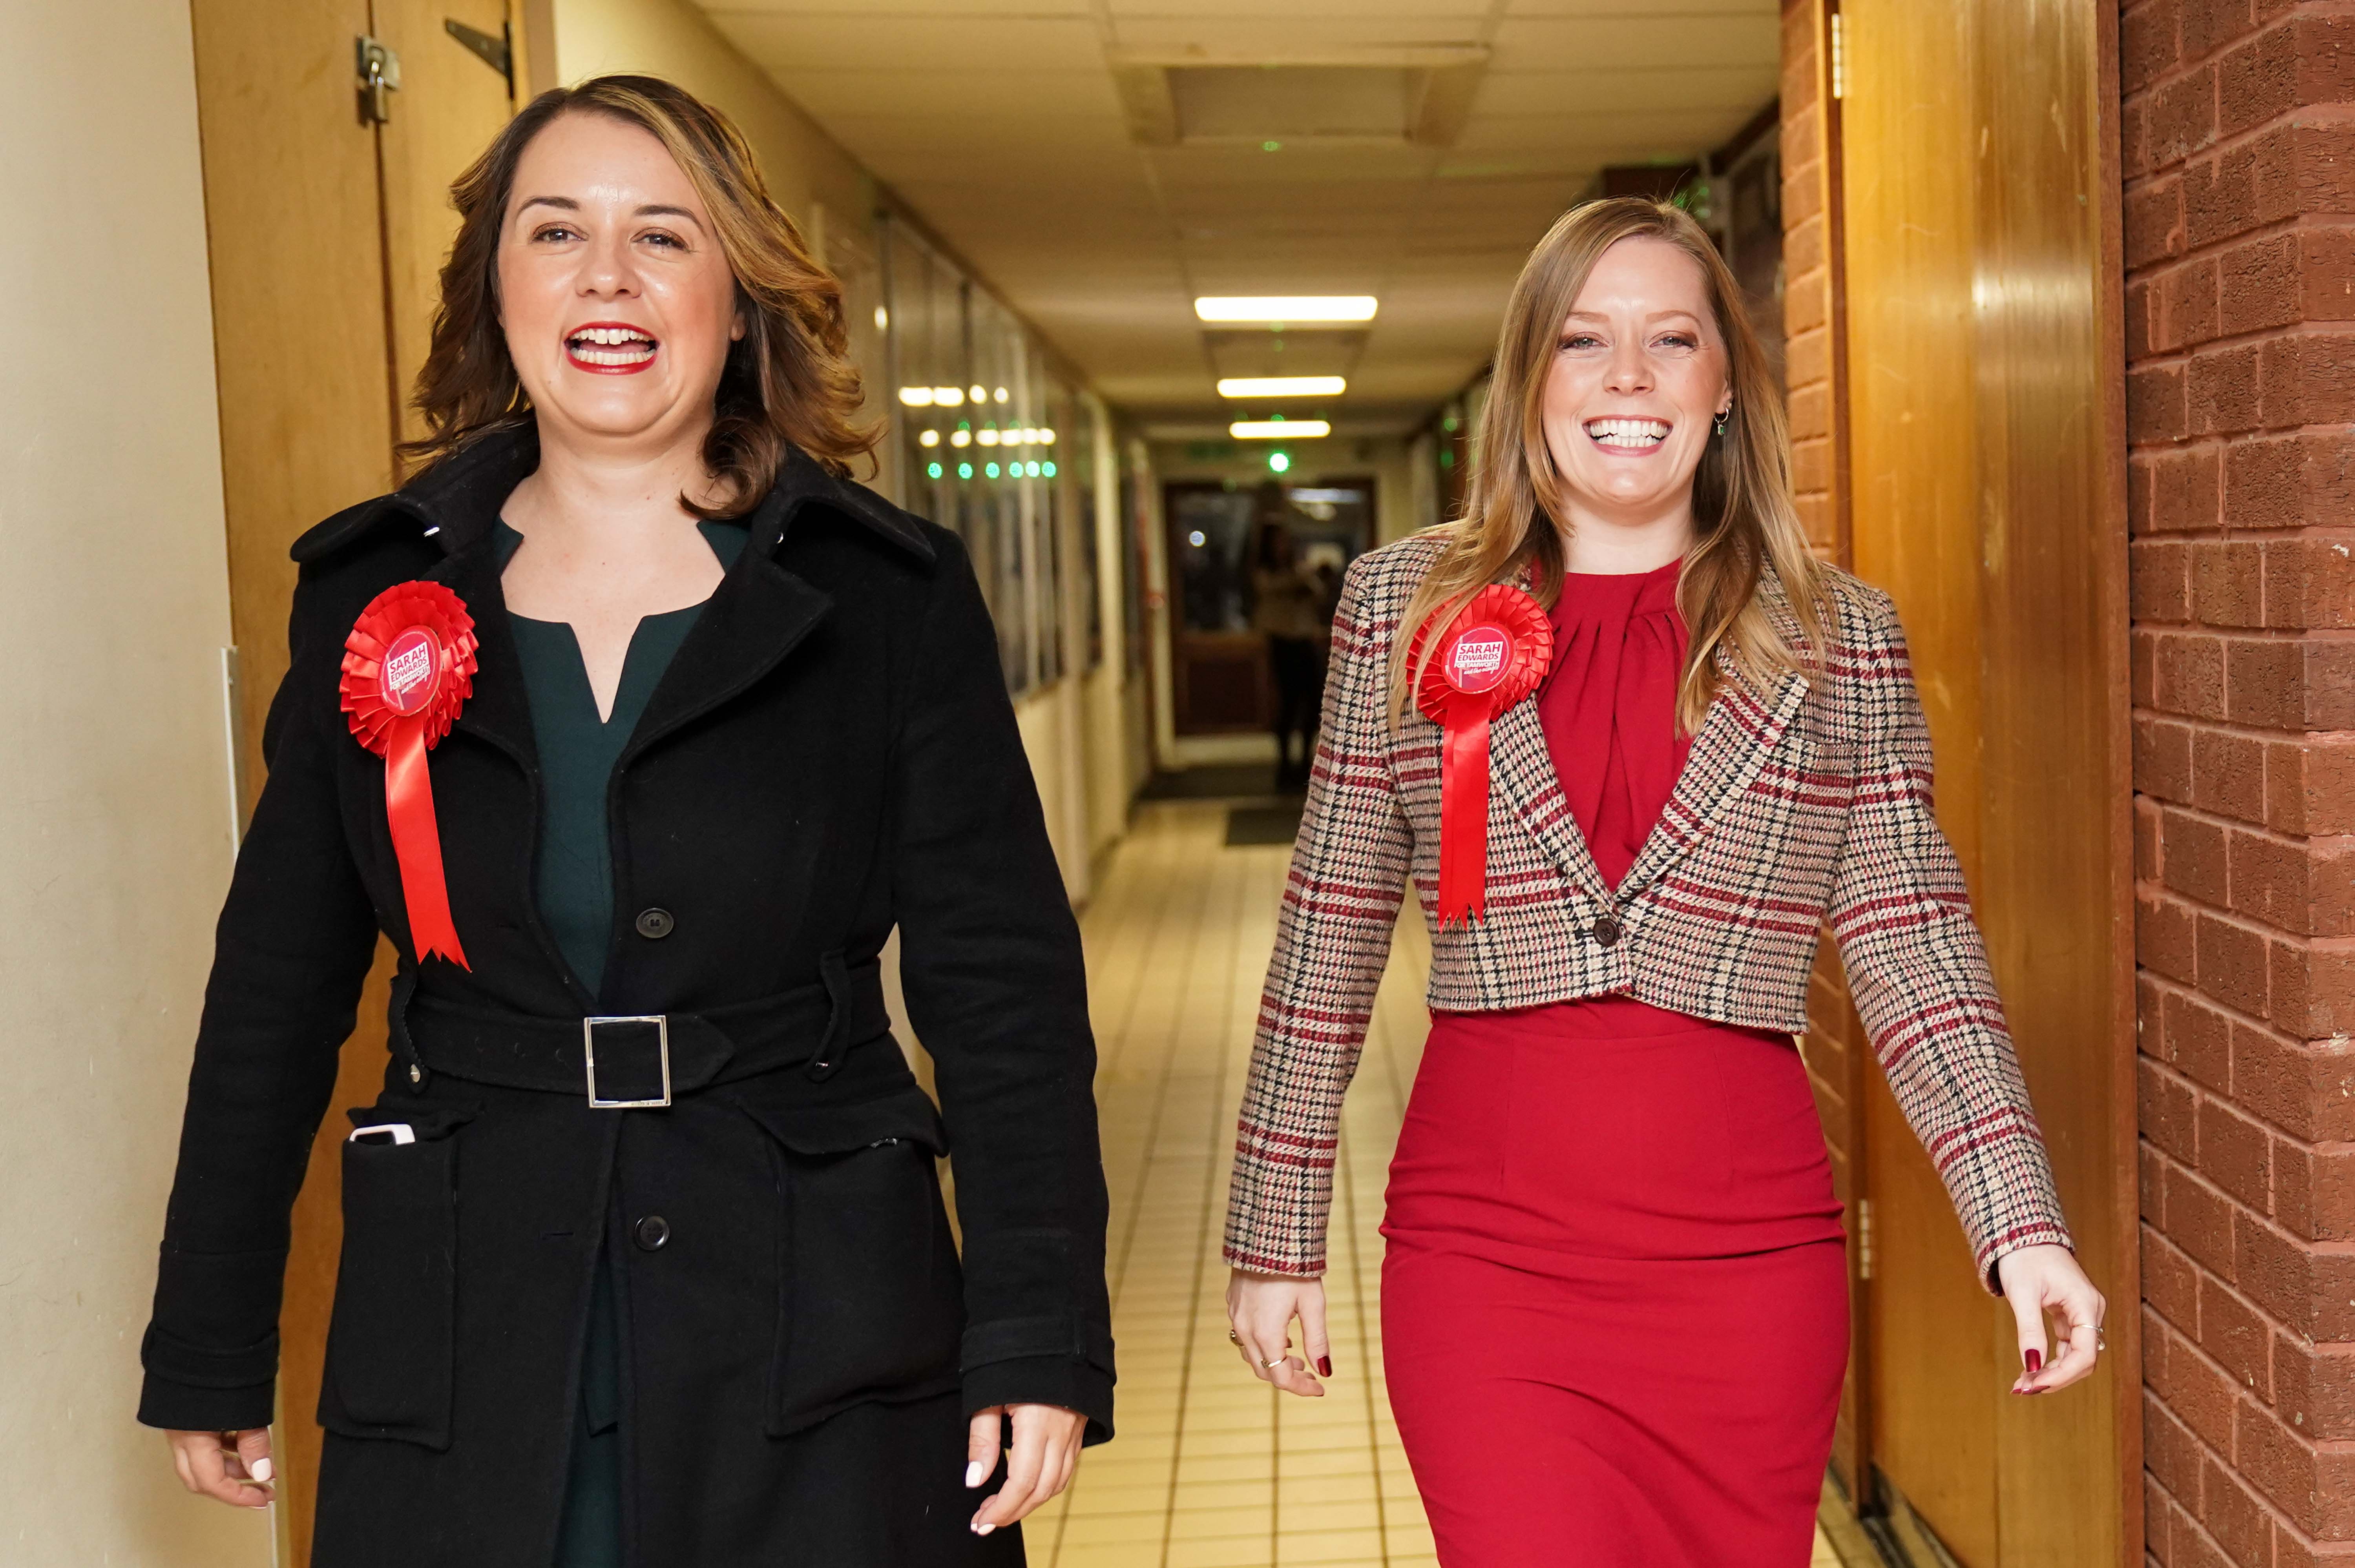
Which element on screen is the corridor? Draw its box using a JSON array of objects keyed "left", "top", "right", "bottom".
[{"left": 1028, "top": 802, "right": 1845, "bottom": 1568}]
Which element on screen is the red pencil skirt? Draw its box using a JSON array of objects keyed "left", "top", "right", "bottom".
[{"left": 1381, "top": 1000, "right": 1849, "bottom": 1568}]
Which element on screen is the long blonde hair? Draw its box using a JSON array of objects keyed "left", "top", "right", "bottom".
[{"left": 1393, "top": 198, "right": 1826, "bottom": 731}]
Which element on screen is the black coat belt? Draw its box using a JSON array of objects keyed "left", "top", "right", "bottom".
[{"left": 391, "top": 952, "right": 891, "bottom": 1106}]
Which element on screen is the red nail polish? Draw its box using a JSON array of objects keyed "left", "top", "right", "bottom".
[
  {"left": 2024, "top": 1349, "right": 2043, "bottom": 1375},
  {"left": 1318, "top": 1356, "right": 1333, "bottom": 1378}
]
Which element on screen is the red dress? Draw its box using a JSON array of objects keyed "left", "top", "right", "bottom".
[{"left": 1380, "top": 559, "right": 1849, "bottom": 1567}]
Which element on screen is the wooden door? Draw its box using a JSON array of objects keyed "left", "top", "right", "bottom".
[
  {"left": 1837, "top": 0, "right": 2134, "bottom": 1562},
  {"left": 185, "top": 6, "right": 522, "bottom": 1559}
]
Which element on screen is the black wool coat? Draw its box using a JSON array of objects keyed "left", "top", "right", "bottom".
[{"left": 138, "top": 429, "right": 1115, "bottom": 1566}]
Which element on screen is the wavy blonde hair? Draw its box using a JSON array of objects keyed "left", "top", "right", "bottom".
[
  {"left": 1393, "top": 198, "right": 1826, "bottom": 731},
  {"left": 399, "top": 75, "right": 878, "bottom": 514}
]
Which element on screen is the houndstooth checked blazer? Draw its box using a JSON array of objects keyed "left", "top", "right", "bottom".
[{"left": 1222, "top": 532, "right": 2071, "bottom": 1289}]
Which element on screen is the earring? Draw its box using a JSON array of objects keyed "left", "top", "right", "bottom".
[{"left": 1714, "top": 407, "right": 1732, "bottom": 437}]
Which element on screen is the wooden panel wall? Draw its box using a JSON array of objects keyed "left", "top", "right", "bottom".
[{"left": 1837, "top": 0, "right": 2136, "bottom": 1562}]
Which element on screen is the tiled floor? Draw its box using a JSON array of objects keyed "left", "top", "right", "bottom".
[{"left": 1020, "top": 801, "right": 1846, "bottom": 1568}]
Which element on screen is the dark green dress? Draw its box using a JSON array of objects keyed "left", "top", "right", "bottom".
[{"left": 494, "top": 518, "right": 748, "bottom": 1567}]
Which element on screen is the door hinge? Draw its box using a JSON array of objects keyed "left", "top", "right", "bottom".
[
  {"left": 356, "top": 35, "right": 402, "bottom": 124},
  {"left": 1828, "top": 11, "right": 1846, "bottom": 102},
  {"left": 445, "top": 18, "right": 516, "bottom": 97},
  {"left": 1855, "top": 1196, "right": 1874, "bottom": 1280}
]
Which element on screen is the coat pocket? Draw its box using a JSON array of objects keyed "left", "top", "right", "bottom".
[
  {"left": 734, "top": 1086, "right": 964, "bottom": 1436},
  {"left": 317, "top": 1101, "right": 477, "bottom": 1449}
]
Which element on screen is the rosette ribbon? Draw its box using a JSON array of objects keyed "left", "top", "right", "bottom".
[
  {"left": 340, "top": 582, "right": 479, "bottom": 970},
  {"left": 1410, "top": 584, "right": 1554, "bottom": 926}
]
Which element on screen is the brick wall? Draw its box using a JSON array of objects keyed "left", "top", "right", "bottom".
[{"left": 2125, "top": 4, "right": 2355, "bottom": 1563}]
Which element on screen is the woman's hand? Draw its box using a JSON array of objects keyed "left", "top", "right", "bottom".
[
  {"left": 1227, "top": 1267, "right": 1331, "bottom": 1398},
  {"left": 1996, "top": 1243, "right": 2107, "bottom": 1395},
  {"left": 166, "top": 1428, "right": 274, "bottom": 1509},
  {"left": 965, "top": 1403, "right": 1085, "bottom": 1536}
]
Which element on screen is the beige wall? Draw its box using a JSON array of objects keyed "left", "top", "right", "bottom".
[
  {"left": 0, "top": 4, "right": 264, "bottom": 1564},
  {"left": 548, "top": 0, "right": 874, "bottom": 238}
]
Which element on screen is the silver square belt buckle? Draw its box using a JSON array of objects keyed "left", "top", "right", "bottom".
[{"left": 583, "top": 1015, "right": 672, "bottom": 1109}]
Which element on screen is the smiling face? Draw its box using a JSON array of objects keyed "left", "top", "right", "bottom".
[
  {"left": 496, "top": 111, "right": 743, "bottom": 453},
  {"left": 1537, "top": 235, "right": 1732, "bottom": 545}
]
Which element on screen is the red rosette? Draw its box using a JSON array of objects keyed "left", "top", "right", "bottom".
[
  {"left": 1406, "top": 584, "right": 1554, "bottom": 926},
  {"left": 340, "top": 582, "right": 479, "bottom": 969}
]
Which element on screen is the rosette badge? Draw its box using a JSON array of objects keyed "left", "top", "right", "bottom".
[
  {"left": 341, "top": 582, "right": 479, "bottom": 968},
  {"left": 1410, "top": 585, "right": 1554, "bottom": 925}
]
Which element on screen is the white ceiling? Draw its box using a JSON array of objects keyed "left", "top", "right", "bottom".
[{"left": 695, "top": 0, "right": 1780, "bottom": 430}]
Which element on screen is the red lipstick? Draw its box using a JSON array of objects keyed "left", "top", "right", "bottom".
[{"left": 564, "top": 320, "right": 659, "bottom": 376}]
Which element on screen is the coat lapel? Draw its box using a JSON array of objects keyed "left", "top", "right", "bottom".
[
  {"left": 1488, "top": 697, "right": 1610, "bottom": 902},
  {"left": 434, "top": 531, "right": 539, "bottom": 771}
]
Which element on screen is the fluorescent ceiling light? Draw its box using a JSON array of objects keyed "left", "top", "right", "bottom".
[
  {"left": 1196, "top": 296, "right": 1378, "bottom": 323},
  {"left": 1218, "top": 376, "right": 1345, "bottom": 398},
  {"left": 1231, "top": 419, "right": 1331, "bottom": 439}
]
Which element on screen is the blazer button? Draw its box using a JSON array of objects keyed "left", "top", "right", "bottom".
[
  {"left": 633, "top": 1215, "right": 670, "bottom": 1252},
  {"left": 634, "top": 907, "right": 675, "bottom": 940},
  {"left": 1590, "top": 916, "right": 1623, "bottom": 947}
]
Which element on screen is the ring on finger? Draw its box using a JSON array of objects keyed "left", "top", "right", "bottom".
[
  {"left": 1261, "top": 1356, "right": 1285, "bottom": 1368},
  {"left": 1227, "top": 1329, "right": 1241, "bottom": 1344}
]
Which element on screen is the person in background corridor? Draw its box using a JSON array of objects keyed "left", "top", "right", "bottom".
[
  {"left": 140, "top": 75, "right": 1110, "bottom": 1566},
  {"left": 1220, "top": 199, "right": 2105, "bottom": 1567},
  {"left": 1249, "top": 489, "right": 1328, "bottom": 791}
]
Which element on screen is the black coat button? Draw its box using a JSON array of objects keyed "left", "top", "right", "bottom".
[
  {"left": 633, "top": 1215, "right": 670, "bottom": 1252},
  {"left": 633, "top": 907, "right": 675, "bottom": 939},
  {"left": 1590, "top": 916, "right": 1623, "bottom": 947}
]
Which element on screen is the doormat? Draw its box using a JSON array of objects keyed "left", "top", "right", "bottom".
[{"left": 1225, "top": 803, "right": 1305, "bottom": 847}]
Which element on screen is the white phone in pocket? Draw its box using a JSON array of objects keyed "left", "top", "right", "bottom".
[{"left": 348, "top": 1123, "right": 417, "bottom": 1145}]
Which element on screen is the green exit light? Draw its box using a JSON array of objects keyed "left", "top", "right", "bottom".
[
  {"left": 1042, "top": 461, "right": 1057, "bottom": 478},
  {"left": 1262, "top": 140, "right": 1282, "bottom": 153},
  {"left": 1268, "top": 450, "right": 1291, "bottom": 474},
  {"left": 958, "top": 461, "right": 973, "bottom": 480},
  {"left": 927, "top": 461, "right": 943, "bottom": 479}
]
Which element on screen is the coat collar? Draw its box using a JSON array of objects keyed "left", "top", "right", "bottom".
[
  {"left": 350, "top": 427, "right": 900, "bottom": 768},
  {"left": 1489, "top": 560, "right": 1814, "bottom": 907},
  {"left": 291, "top": 425, "right": 935, "bottom": 567}
]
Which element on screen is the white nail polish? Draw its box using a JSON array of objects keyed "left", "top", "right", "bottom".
[
  {"left": 975, "top": 1523, "right": 995, "bottom": 1537},
  {"left": 964, "top": 1460, "right": 986, "bottom": 1489},
  {"left": 252, "top": 1458, "right": 273, "bottom": 1484}
]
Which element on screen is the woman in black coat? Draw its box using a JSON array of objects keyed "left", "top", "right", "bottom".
[{"left": 141, "top": 77, "right": 1112, "bottom": 1566}]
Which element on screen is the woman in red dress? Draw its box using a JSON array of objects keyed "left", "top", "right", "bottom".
[{"left": 1221, "top": 198, "right": 2107, "bottom": 1566}]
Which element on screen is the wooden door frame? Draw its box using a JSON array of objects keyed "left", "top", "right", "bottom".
[{"left": 1813, "top": 0, "right": 2140, "bottom": 1559}]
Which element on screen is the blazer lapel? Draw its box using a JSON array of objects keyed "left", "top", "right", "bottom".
[
  {"left": 1614, "top": 656, "right": 1809, "bottom": 901},
  {"left": 1488, "top": 696, "right": 1610, "bottom": 903},
  {"left": 619, "top": 554, "right": 834, "bottom": 766}
]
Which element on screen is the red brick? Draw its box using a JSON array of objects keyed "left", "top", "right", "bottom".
[
  {"left": 2154, "top": 63, "right": 2224, "bottom": 168},
  {"left": 2190, "top": 341, "right": 2265, "bottom": 434},
  {"left": 2220, "top": 635, "right": 2299, "bottom": 728},
  {"left": 2158, "top": 632, "right": 2232, "bottom": 718},
  {"left": 2201, "top": 910, "right": 2273, "bottom": 1014},
  {"left": 2151, "top": 1056, "right": 2206, "bottom": 1161},
  {"left": 2182, "top": 1317, "right": 2257, "bottom": 1450},
  {"left": 2276, "top": 1335, "right": 2355, "bottom": 1440},
  {"left": 2271, "top": 737, "right": 2355, "bottom": 837},
  {"left": 2220, "top": 23, "right": 2300, "bottom": 138},
  {"left": 2129, "top": 0, "right": 2187, "bottom": 97},
  {"left": 2169, "top": 256, "right": 2225, "bottom": 348},
  {"left": 2146, "top": 797, "right": 2170, "bottom": 881},
  {"left": 2232, "top": 1023, "right": 2355, "bottom": 1139},
  {"left": 2308, "top": 639, "right": 2355, "bottom": 729},
  {"left": 2146, "top": 889, "right": 2204, "bottom": 983},
  {"left": 2299, "top": 113, "right": 2355, "bottom": 215},
  {"left": 2131, "top": 276, "right": 2161, "bottom": 361},
  {"left": 2127, "top": 96, "right": 2154, "bottom": 182},
  {"left": 2140, "top": 626, "right": 2163, "bottom": 707},
  {"left": 2151, "top": 1138, "right": 2178, "bottom": 1227},
  {"left": 2227, "top": 431, "right": 2319, "bottom": 529},
  {"left": 2266, "top": 537, "right": 2355, "bottom": 630},
  {"left": 2281, "top": 1140, "right": 2355, "bottom": 1242},
  {"left": 2171, "top": 806, "right": 2235, "bottom": 903},
  {"left": 2238, "top": 1392, "right": 2355, "bottom": 1540},
  {"left": 2269, "top": 938, "right": 2355, "bottom": 1040},
  {"left": 2185, "top": 0, "right": 2260, "bottom": 63},
  {"left": 2265, "top": 330, "right": 2355, "bottom": 426},
  {"left": 2200, "top": 1452, "right": 2275, "bottom": 1568},
  {"left": 2157, "top": 1215, "right": 2204, "bottom": 1328},
  {"left": 2196, "top": 726, "right": 2269, "bottom": 821},
  {"left": 2147, "top": 715, "right": 2200, "bottom": 800},
  {"left": 2293, "top": 16, "right": 2355, "bottom": 112},
  {"left": 2136, "top": 361, "right": 2195, "bottom": 441},
  {"left": 2305, "top": 226, "right": 2355, "bottom": 321},
  {"left": 2206, "top": 1272, "right": 2276, "bottom": 1396},
  {"left": 2145, "top": 443, "right": 2225, "bottom": 533},
  {"left": 2150, "top": 1382, "right": 2206, "bottom": 1504},
  {"left": 2196, "top": 539, "right": 2267, "bottom": 626},
  {"left": 2176, "top": 1162, "right": 2244, "bottom": 1277},
  {"left": 2142, "top": 540, "right": 2198, "bottom": 623},
  {"left": 2176, "top": 986, "right": 2239, "bottom": 1090},
  {"left": 2203, "top": 1094, "right": 2277, "bottom": 1212},
  {"left": 2219, "top": 233, "right": 2301, "bottom": 335}
]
